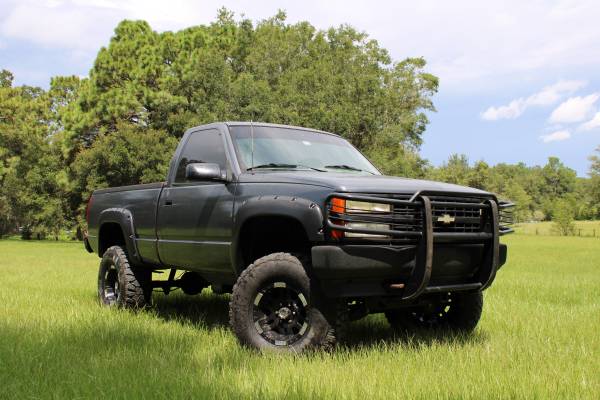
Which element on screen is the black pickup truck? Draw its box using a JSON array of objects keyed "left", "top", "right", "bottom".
[{"left": 84, "top": 122, "right": 513, "bottom": 351}]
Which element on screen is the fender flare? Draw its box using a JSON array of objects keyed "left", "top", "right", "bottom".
[
  {"left": 231, "top": 196, "right": 325, "bottom": 272},
  {"left": 97, "top": 208, "right": 142, "bottom": 266}
]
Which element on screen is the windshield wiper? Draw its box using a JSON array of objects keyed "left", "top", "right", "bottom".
[
  {"left": 247, "top": 163, "right": 325, "bottom": 172},
  {"left": 247, "top": 163, "right": 295, "bottom": 170},
  {"left": 324, "top": 164, "right": 375, "bottom": 174}
]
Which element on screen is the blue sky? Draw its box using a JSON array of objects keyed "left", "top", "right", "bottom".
[{"left": 1, "top": 0, "right": 599, "bottom": 176}]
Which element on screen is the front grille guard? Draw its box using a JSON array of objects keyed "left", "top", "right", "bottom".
[
  {"left": 498, "top": 200, "right": 515, "bottom": 234},
  {"left": 325, "top": 192, "right": 513, "bottom": 299}
]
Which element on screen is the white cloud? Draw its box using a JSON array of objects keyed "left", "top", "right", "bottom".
[
  {"left": 481, "top": 80, "right": 586, "bottom": 121},
  {"left": 549, "top": 94, "right": 599, "bottom": 123},
  {"left": 0, "top": 0, "right": 120, "bottom": 51},
  {"left": 1, "top": 0, "right": 600, "bottom": 91},
  {"left": 579, "top": 111, "right": 600, "bottom": 131},
  {"left": 540, "top": 130, "right": 571, "bottom": 143},
  {"left": 379, "top": 0, "right": 600, "bottom": 89},
  {"left": 527, "top": 80, "right": 587, "bottom": 106},
  {"left": 0, "top": 0, "right": 232, "bottom": 51},
  {"left": 481, "top": 99, "right": 526, "bottom": 121}
]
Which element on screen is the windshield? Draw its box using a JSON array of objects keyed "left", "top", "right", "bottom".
[{"left": 229, "top": 125, "right": 380, "bottom": 175}]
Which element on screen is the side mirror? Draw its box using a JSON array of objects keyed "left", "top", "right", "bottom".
[{"left": 185, "top": 163, "right": 226, "bottom": 182}]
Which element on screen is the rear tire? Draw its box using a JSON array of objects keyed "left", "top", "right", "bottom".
[
  {"left": 98, "top": 246, "right": 151, "bottom": 308},
  {"left": 386, "top": 291, "right": 483, "bottom": 333},
  {"left": 229, "top": 253, "right": 336, "bottom": 352}
]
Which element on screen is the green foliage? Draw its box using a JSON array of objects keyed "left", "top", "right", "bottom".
[
  {"left": 72, "top": 124, "right": 177, "bottom": 198},
  {"left": 0, "top": 195, "right": 12, "bottom": 238},
  {"left": 587, "top": 146, "right": 600, "bottom": 216},
  {"left": 542, "top": 156, "right": 577, "bottom": 198},
  {"left": 590, "top": 146, "right": 600, "bottom": 175},
  {"left": 64, "top": 13, "right": 437, "bottom": 150},
  {"left": 0, "top": 69, "right": 13, "bottom": 88},
  {"left": 0, "top": 72, "right": 70, "bottom": 239},
  {"left": 426, "top": 154, "right": 591, "bottom": 223},
  {"left": 501, "top": 183, "right": 532, "bottom": 222},
  {"left": 364, "top": 127, "right": 429, "bottom": 178},
  {"left": 427, "top": 154, "right": 472, "bottom": 186},
  {"left": 552, "top": 199, "right": 576, "bottom": 236}
]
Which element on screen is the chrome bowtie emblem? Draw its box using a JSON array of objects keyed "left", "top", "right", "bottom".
[{"left": 437, "top": 214, "right": 455, "bottom": 224}]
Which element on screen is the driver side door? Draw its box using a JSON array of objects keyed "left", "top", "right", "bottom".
[{"left": 156, "top": 128, "right": 235, "bottom": 279}]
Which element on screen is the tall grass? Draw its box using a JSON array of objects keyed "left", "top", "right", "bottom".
[{"left": 0, "top": 236, "right": 598, "bottom": 399}]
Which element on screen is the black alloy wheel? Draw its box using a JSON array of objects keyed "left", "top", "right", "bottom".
[
  {"left": 386, "top": 291, "right": 483, "bottom": 333},
  {"left": 101, "top": 263, "right": 120, "bottom": 305},
  {"left": 407, "top": 292, "right": 454, "bottom": 327},
  {"left": 252, "top": 281, "right": 310, "bottom": 346}
]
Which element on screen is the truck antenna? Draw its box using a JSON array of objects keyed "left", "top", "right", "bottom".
[{"left": 250, "top": 119, "right": 254, "bottom": 170}]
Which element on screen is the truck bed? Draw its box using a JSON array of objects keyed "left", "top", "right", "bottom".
[{"left": 87, "top": 182, "right": 166, "bottom": 265}]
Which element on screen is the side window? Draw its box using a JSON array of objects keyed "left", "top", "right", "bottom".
[{"left": 175, "top": 129, "right": 227, "bottom": 183}]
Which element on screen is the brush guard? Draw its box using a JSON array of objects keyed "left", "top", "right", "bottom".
[{"left": 325, "top": 192, "right": 514, "bottom": 300}]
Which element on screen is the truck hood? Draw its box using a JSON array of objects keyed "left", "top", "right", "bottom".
[{"left": 238, "top": 171, "right": 492, "bottom": 197}]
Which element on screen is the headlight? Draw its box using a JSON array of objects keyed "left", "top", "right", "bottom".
[
  {"left": 345, "top": 200, "right": 391, "bottom": 213},
  {"left": 329, "top": 197, "right": 393, "bottom": 240},
  {"left": 345, "top": 223, "right": 391, "bottom": 238}
]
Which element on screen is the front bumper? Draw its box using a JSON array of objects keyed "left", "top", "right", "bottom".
[{"left": 311, "top": 243, "right": 506, "bottom": 298}]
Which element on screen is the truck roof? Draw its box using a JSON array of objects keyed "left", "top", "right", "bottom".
[{"left": 187, "top": 121, "right": 342, "bottom": 138}]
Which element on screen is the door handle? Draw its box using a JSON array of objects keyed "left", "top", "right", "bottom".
[{"left": 164, "top": 200, "right": 173, "bottom": 206}]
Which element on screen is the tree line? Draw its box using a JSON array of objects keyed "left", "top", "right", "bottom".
[
  {"left": 0, "top": 9, "right": 597, "bottom": 239},
  {"left": 400, "top": 152, "right": 599, "bottom": 225}
]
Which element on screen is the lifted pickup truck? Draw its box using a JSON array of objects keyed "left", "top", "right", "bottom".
[{"left": 85, "top": 122, "right": 513, "bottom": 351}]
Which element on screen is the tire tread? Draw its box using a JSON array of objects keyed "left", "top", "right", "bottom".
[{"left": 229, "top": 252, "right": 340, "bottom": 352}]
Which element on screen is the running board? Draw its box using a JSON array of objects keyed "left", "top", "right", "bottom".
[{"left": 423, "top": 282, "right": 482, "bottom": 294}]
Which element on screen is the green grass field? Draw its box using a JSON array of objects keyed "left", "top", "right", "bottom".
[
  {"left": 514, "top": 220, "right": 600, "bottom": 237},
  {"left": 1, "top": 235, "right": 599, "bottom": 399}
]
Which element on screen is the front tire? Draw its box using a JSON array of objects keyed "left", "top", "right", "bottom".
[
  {"left": 386, "top": 291, "right": 483, "bottom": 333},
  {"left": 98, "top": 246, "right": 151, "bottom": 308},
  {"left": 229, "top": 253, "right": 335, "bottom": 352}
]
